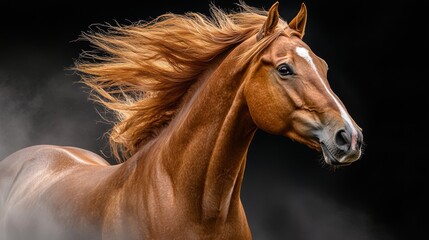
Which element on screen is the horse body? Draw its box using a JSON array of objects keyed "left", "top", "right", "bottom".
[
  {"left": 0, "top": 2, "right": 363, "bottom": 239},
  {"left": 0, "top": 33, "right": 256, "bottom": 240}
]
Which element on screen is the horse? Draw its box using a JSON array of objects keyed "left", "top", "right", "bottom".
[{"left": 0, "top": 2, "right": 363, "bottom": 239}]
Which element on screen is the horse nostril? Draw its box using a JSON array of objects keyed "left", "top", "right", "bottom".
[{"left": 335, "top": 129, "right": 350, "bottom": 150}]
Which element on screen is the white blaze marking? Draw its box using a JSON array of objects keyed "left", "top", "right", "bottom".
[{"left": 295, "top": 46, "right": 358, "bottom": 150}]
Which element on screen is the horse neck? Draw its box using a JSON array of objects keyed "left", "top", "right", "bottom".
[{"left": 134, "top": 39, "right": 258, "bottom": 222}]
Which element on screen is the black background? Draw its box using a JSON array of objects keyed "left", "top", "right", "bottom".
[{"left": 0, "top": 1, "right": 426, "bottom": 239}]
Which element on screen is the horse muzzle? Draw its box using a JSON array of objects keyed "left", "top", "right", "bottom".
[{"left": 319, "top": 126, "right": 363, "bottom": 166}]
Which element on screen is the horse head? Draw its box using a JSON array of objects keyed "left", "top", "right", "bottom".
[{"left": 244, "top": 3, "right": 363, "bottom": 166}]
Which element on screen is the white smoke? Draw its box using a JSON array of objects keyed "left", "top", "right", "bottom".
[
  {"left": 0, "top": 69, "right": 111, "bottom": 162},
  {"left": 1, "top": 206, "right": 66, "bottom": 240},
  {"left": 0, "top": 72, "right": 40, "bottom": 158},
  {"left": 241, "top": 143, "right": 393, "bottom": 240},
  {"left": 249, "top": 184, "right": 391, "bottom": 240}
]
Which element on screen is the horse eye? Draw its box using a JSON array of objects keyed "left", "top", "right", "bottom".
[{"left": 277, "top": 64, "right": 294, "bottom": 77}]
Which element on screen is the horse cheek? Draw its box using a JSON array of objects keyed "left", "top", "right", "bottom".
[{"left": 244, "top": 76, "right": 289, "bottom": 134}]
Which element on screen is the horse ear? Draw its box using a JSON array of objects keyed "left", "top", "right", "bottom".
[
  {"left": 288, "top": 3, "right": 307, "bottom": 38},
  {"left": 257, "top": 2, "right": 280, "bottom": 40}
]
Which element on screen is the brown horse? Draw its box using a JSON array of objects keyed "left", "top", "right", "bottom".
[{"left": 0, "top": 2, "right": 363, "bottom": 239}]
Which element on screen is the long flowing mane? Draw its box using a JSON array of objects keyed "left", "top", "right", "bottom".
[{"left": 75, "top": 2, "right": 287, "bottom": 160}]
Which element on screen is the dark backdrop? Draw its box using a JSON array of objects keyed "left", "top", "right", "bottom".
[{"left": 0, "top": 1, "right": 426, "bottom": 239}]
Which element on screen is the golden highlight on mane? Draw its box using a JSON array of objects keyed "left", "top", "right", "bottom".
[{"left": 75, "top": 2, "right": 287, "bottom": 161}]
